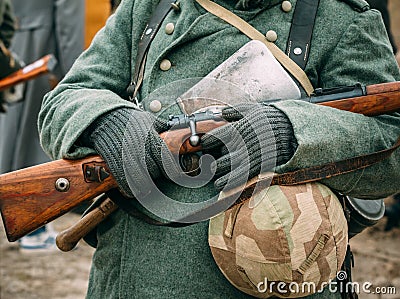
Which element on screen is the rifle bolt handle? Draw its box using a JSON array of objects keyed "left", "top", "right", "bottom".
[{"left": 189, "top": 135, "right": 200, "bottom": 147}]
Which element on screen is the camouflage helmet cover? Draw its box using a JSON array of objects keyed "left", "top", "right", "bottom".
[{"left": 208, "top": 183, "right": 348, "bottom": 298}]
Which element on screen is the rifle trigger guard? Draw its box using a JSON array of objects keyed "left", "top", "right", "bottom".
[{"left": 83, "top": 162, "right": 110, "bottom": 183}]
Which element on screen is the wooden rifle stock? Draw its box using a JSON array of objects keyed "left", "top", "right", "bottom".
[
  {"left": 0, "top": 156, "right": 118, "bottom": 241},
  {"left": 0, "top": 54, "right": 57, "bottom": 91},
  {"left": 1, "top": 81, "right": 399, "bottom": 243}
]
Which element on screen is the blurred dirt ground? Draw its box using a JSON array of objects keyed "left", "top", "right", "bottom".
[
  {"left": 349, "top": 200, "right": 400, "bottom": 299},
  {"left": 0, "top": 213, "right": 95, "bottom": 299},
  {"left": 1, "top": 199, "right": 399, "bottom": 299}
]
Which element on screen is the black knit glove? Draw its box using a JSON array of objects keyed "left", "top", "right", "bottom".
[
  {"left": 81, "top": 108, "right": 181, "bottom": 198},
  {"left": 201, "top": 103, "right": 297, "bottom": 190}
]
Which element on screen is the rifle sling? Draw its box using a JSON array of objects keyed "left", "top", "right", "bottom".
[{"left": 110, "top": 137, "right": 400, "bottom": 227}]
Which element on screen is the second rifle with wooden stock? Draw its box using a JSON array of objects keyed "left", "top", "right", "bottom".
[
  {"left": 1, "top": 81, "right": 399, "bottom": 244},
  {"left": 0, "top": 54, "right": 57, "bottom": 92}
]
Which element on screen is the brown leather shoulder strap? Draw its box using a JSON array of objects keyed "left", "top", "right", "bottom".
[{"left": 271, "top": 137, "right": 400, "bottom": 186}]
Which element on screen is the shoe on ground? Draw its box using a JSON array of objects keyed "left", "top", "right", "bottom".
[{"left": 19, "top": 228, "right": 59, "bottom": 253}]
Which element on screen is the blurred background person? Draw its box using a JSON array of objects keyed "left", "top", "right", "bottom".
[
  {"left": 0, "top": 0, "right": 22, "bottom": 112},
  {"left": 0, "top": 0, "right": 85, "bottom": 252}
]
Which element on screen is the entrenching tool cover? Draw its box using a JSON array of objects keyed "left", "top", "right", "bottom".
[{"left": 177, "top": 40, "right": 301, "bottom": 114}]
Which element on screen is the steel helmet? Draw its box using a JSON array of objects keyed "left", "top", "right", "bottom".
[{"left": 209, "top": 182, "right": 348, "bottom": 298}]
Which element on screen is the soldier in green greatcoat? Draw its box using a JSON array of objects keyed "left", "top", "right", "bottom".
[
  {"left": 0, "top": 0, "right": 17, "bottom": 78},
  {"left": 38, "top": 0, "right": 400, "bottom": 298},
  {"left": 0, "top": 0, "right": 20, "bottom": 112}
]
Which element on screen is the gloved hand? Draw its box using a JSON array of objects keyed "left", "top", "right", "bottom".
[
  {"left": 201, "top": 103, "right": 297, "bottom": 190},
  {"left": 81, "top": 108, "right": 182, "bottom": 198}
]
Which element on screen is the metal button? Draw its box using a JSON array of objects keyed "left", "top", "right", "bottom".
[
  {"left": 160, "top": 59, "right": 172, "bottom": 71},
  {"left": 145, "top": 28, "right": 153, "bottom": 35},
  {"left": 293, "top": 47, "right": 302, "bottom": 55},
  {"left": 281, "top": 1, "right": 292, "bottom": 12},
  {"left": 149, "top": 100, "right": 162, "bottom": 113},
  {"left": 165, "top": 23, "right": 175, "bottom": 35},
  {"left": 171, "top": 1, "right": 180, "bottom": 11},
  {"left": 265, "top": 30, "right": 278, "bottom": 42}
]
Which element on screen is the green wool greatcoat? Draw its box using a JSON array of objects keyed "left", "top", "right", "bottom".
[{"left": 39, "top": 0, "right": 400, "bottom": 298}]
